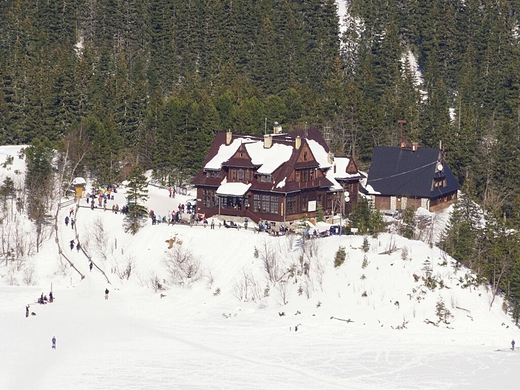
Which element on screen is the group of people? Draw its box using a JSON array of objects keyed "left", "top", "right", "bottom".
[
  {"left": 64, "top": 215, "right": 75, "bottom": 229},
  {"left": 26, "top": 291, "right": 54, "bottom": 318},
  {"left": 37, "top": 291, "right": 53, "bottom": 305},
  {"left": 86, "top": 186, "right": 116, "bottom": 210}
]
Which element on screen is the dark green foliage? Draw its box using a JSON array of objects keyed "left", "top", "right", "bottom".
[
  {"left": 399, "top": 207, "right": 415, "bottom": 240},
  {"left": 124, "top": 165, "right": 149, "bottom": 235},
  {"left": 334, "top": 246, "right": 346, "bottom": 268},
  {"left": 349, "top": 198, "right": 383, "bottom": 234},
  {"left": 362, "top": 236, "right": 369, "bottom": 253},
  {"left": 24, "top": 139, "right": 54, "bottom": 220}
]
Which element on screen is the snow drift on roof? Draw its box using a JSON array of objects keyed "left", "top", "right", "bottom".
[
  {"left": 216, "top": 180, "right": 251, "bottom": 196},
  {"left": 307, "top": 139, "right": 332, "bottom": 169},
  {"left": 204, "top": 138, "right": 243, "bottom": 170},
  {"left": 245, "top": 142, "right": 293, "bottom": 174}
]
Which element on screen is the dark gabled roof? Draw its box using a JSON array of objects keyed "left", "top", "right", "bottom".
[{"left": 366, "top": 146, "right": 460, "bottom": 198}]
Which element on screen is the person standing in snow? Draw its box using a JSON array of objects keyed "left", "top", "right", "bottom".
[
  {"left": 26, "top": 305, "right": 30, "bottom": 317},
  {"left": 105, "top": 288, "right": 109, "bottom": 300},
  {"left": 89, "top": 261, "right": 93, "bottom": 272},
  {"left": 70, "top": 239, "right": 75, "bottom": 250},
  {"left": 512, "top": 340, "right": 515, "bottom": 350},
  {"left": 65, "top": 216, "right": 69, "bottom": 226},
  {"left": 71, "top": 218, "right": 75, "bottom": 229},
  {"left": 76, "top": 242, "right": 81, "bottom": 252},
  {"left": 52, "top": 336, "right": 56, "bottom": 349}
]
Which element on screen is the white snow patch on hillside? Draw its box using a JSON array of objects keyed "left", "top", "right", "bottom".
[{"left": 0, "top": 145, "right": 519, "bottom": 390}]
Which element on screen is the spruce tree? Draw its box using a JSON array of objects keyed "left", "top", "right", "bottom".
[{"left": 124, "top": 165, "right": 149, "bottom": 235}]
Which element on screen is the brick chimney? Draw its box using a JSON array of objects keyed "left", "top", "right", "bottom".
[{"left": 264, "top": 134, "right": 273, "bottom": 149}]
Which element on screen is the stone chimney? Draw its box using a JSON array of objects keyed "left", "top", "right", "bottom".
[
  {"left": 226, "top": 130, "right": 232, "bottom": 145},
  {"left": 273, "top": 122, "right": 282, "bottom": 134},
  {"left": 412, "top": 142, "right": 419, "bottom": 152},
  {"left": 295, "top": 136, "right": 301, "bottom": 150},
  {"left": 264, "top": 134, "right": 273, "bottom": 149}
]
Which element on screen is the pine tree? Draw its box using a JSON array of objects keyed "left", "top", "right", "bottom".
[
  {"left": 124, "top": 165, "right": 149, "bottom": 234},
  {"left": 24, "top": 138, "right": 55, "bottom": 251}
]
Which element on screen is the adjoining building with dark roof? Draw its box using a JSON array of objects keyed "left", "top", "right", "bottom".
[
  {"left": 364, "top": 143, "right": 460, "bottom": 212},
  {"left": 191, "top": 126, "right": 364, "bottom": 224}
]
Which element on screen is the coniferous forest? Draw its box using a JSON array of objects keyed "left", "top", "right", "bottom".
[{"left": 2, "top": 1, "right": 520, "bottom": 318}]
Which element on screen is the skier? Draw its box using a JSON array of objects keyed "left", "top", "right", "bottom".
[
  {"left": 512, "top": 339, "right": 516, "bottom": 351},
  {"left": 52, "top": 336, "right": 56, "bottom": 349},
  {"left": 105, "top": 288, "right": 110, "bottom": 300}
]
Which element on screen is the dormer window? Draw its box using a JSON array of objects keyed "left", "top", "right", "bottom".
[
  {"left": 259, "top": 174, "right": 271, "bottom": 183},
  {"left": 303, "top": 152, "right": 308, "bottom": 161}
]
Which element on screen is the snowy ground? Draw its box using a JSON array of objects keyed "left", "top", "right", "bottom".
[{"left": 1, "top": 148, "right": 519, "bottom": 389}]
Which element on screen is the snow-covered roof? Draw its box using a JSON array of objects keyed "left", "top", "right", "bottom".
[
  {"left": 307, "top": 139, "right": 332, "bottom": 169},
  {"left": 245, "top": 142, "right": 293, "bottom": 174},
  {"left": 204, "top": 138, "right": 245, "bottom": 170},
  {"left": 216, "top": 180, "right": 251, "bottom": 196},
  {"left": 72, "top": 177, "right": 87, "bottom": 185}
]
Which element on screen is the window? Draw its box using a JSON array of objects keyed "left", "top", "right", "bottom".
[
  {"left": 287, "top": 196, "right": 297, "bottom": 214},
  {"left": 238, "top": 169, "right": 244, "bottom": 180},
  {"left": 301, "top": 195, "right": 308, "bottom": 212},
  {"left": 253, "top": 194, "right": 261, "bottom": 212},
  {"left": 261, "top": 195, "right": 270, "bottom": 212},
  {"left": 303, "top": 170, "right": 308, "bottom": 182},
  {"left": 270, "top": 196, "right": 279, "bottom": 214},
  {"left": 203, "top": 189, "right": 218, "bottom": 208},
  {"left": 433, "top": 178, "right": 446, "bottom": 188},
  {"left": 303, "top": 152, "right": 308, "bottom": 161},
  {"left": 230, "top": 169, "right": 237, "bottom": 181}
]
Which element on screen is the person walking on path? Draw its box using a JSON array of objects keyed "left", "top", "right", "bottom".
[
  {"left": 71, "top": 218, "right": 75, "bottom": 229},
  {"left": 105, "top": 288, "right": 109, "bottom": 300},
  {"left": 52, "top": 336, "right": 57, "bottom": 349}
]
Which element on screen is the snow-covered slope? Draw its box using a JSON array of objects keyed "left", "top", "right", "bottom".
[{"left": 1, "top": 146, "right": 519, "bottom": 390}]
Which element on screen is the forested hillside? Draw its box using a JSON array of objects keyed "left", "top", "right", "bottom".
[
  {"left": 1, "top": 0, "right": 520, "bottom": 215},
  {"left": 2, "top": 0, "right": 520, "bottom": 323}
]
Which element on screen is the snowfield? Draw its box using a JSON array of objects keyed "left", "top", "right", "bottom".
[{"left": 0, "top": 146, "right": 519, "bottom": 390}]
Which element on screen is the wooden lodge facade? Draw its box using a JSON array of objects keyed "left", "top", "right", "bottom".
[
  {"left": 191, "top": 126, "right": 363, "bottom": 224},
  {"left": 365, "top": 144, "right": 460, "bottom": 212}
]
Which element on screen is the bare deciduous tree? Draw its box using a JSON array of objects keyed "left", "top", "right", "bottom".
[
  {"left": 163, "top": 243, "right": 203, "bottom": 286},
  {"left": 115, "top": 255, "right": 135, "bottom": 280},
  {"left": 232, "top": 270, "right": 262, "bottom": 302}
]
